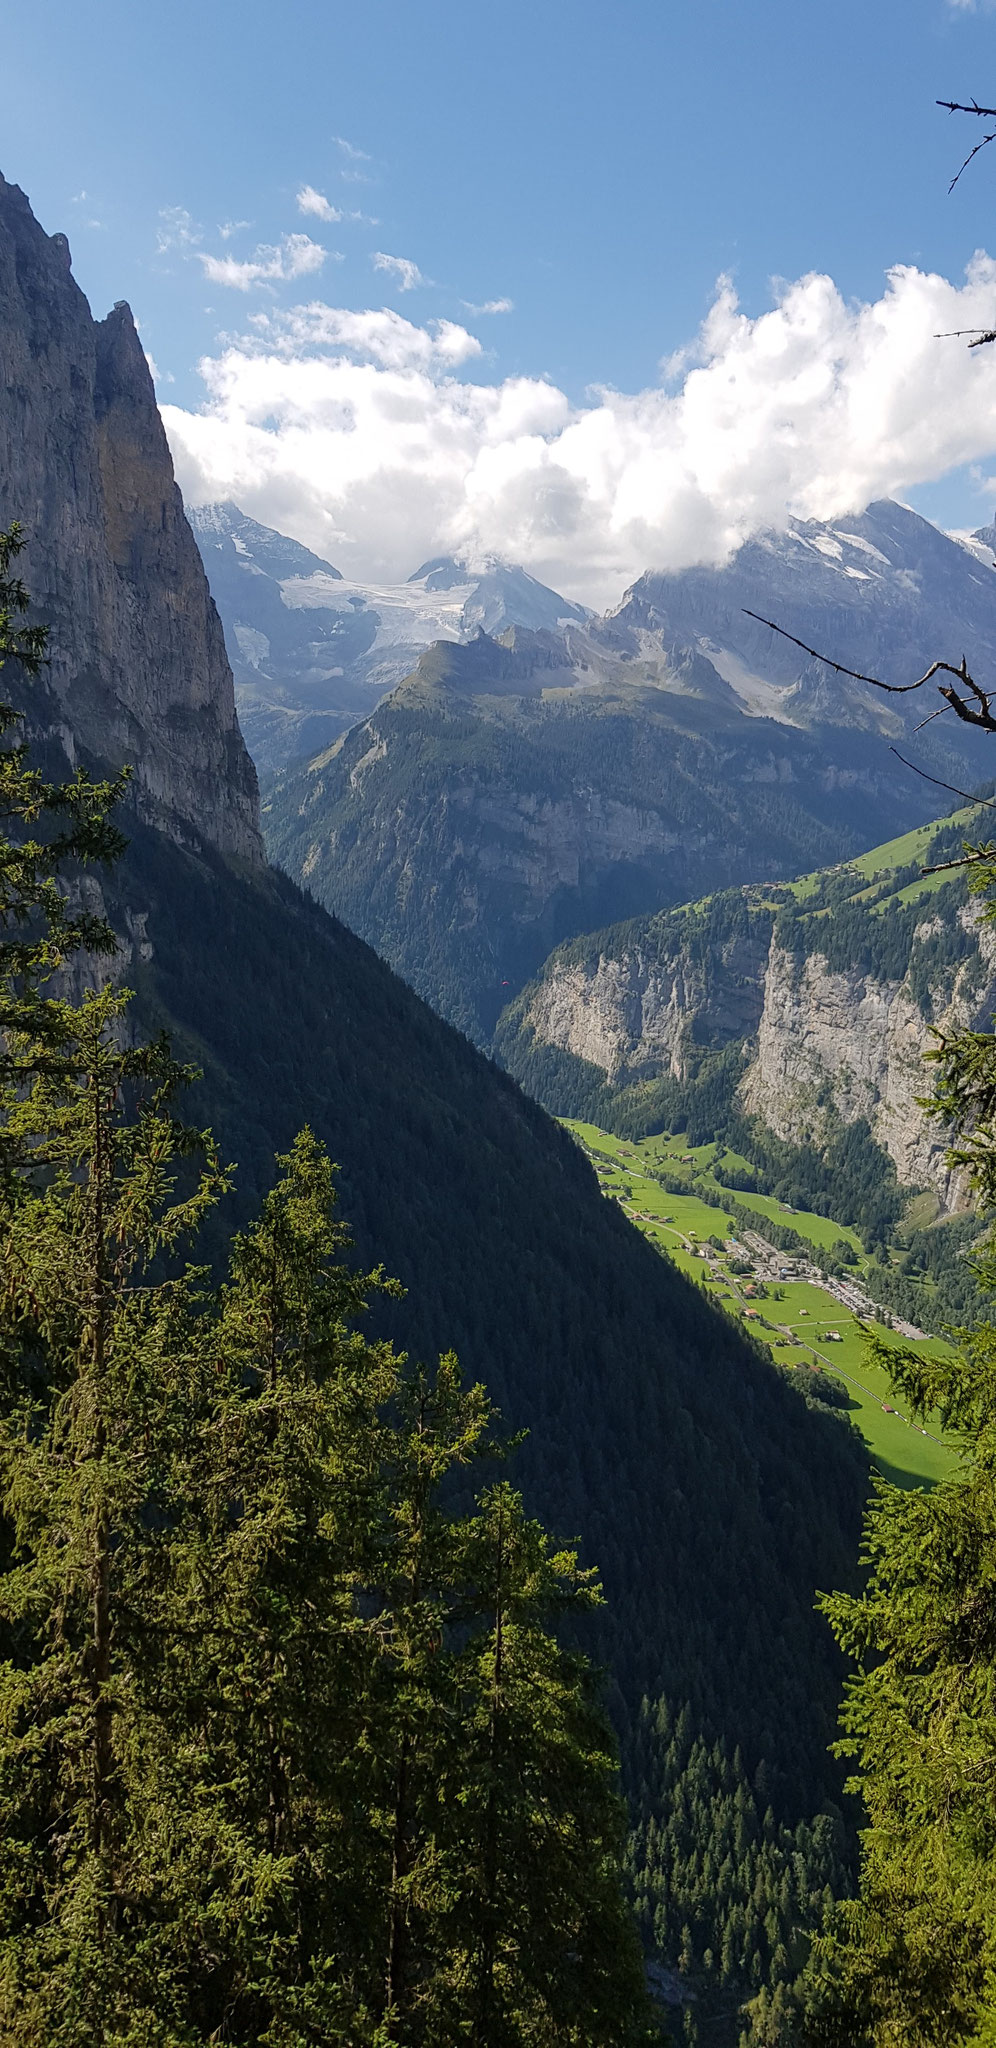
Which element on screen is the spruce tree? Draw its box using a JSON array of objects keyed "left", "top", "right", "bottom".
[
  {"left": 161, "top": 1128, "right": 401, "bottom": 2045},
  {"left": 802, "top": 848, "right": 996, "bottom": 2046},
  {"left": 0, "top": 522, "right": 125, "bottom": 1173},
  {"left": 0, "top": 986, "right": 226, "bottom": 2045},
  {"left": 429, "top": 1481, "right": 656, "bottom": 2046},
  {"left": 0, "top": 536, "right": 657, "bottom": 2046},
  {"left": 376, "top": 1353, "right": 498, "bottom": 2042}
]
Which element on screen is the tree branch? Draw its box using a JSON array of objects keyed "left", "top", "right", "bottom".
[
  {"left": 888, "top": 747, "right": 996, "bottom": 810},
  {"left": 743, "top": 610, "right": 996, "bottom": 724},
  {"left": 937, "top": 100, "right": 996, "bottom": 120}
]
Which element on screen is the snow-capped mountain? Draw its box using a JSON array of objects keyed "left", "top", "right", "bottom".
[
  {"left": 597, "top": 499, "right": 996, "bottom": 744},
  {"left": 189, "top": 503, "right": 588, "bottom": 772}
]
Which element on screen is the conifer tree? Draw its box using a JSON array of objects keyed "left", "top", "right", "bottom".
[
  {"left": 0, "top": 534, "right": 658, "bottom": 2047},
  {"left": 430, "top": 1481, "right": 656, "bottom": 2047},
  {"left": 0, "top": 523, "right": 125, "bottom": 1174},
  {"left": 801, "top": 848, "right": 996, "bottom": 2046},
  {"left": 162, "top": 1128, "right": 402, "bottom": 2045},
  {"left": 376, "top": 1353, "right": 498, "bottom": 2041},
  {"left": 0, "top": 985, "right": 225, "bottom": 2045}
]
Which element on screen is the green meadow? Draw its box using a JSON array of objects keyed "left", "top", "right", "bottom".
[{"left": 567, "top": 1120, "right": 958, "bottom": 1489}]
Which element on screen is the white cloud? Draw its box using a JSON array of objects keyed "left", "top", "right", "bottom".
[
  {"left": 333, "top": 136, "right": 370, "bottom": 161},
  {"left": 243, "top": 302, "right": 482, "bottom": 371},
  {"left": 157, "top": 206, "right": 201, "bottom": 254},
  {"left": 199, "top": 233, "right": 333, "bottom": 292},
  {"left": 373, "top": 251, "right": 424, "bottom": 291},
  {"left": 219, "top": 218, "right": 252, "bottom": 240},
  {"left": 463, "top": 297, "right": 514, "bottom": 315},
  {"left": 162, "top": 255, "right": 996, "bottom": 607},
  {"left": 297, "top": 185, "right": 342, "bottom": 224}
]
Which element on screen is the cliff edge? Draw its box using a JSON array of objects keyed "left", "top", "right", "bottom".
[{"left": 0, "top": 174, "right": 262, "bottom": 863}]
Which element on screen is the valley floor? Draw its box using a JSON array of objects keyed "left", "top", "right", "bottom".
[{"left": 566, "top": 1120, "right": 958, "bottom": 1489}]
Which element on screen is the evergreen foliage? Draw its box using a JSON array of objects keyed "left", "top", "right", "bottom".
[
  {"left": 800, "top": 846, "right": 996, "bottom": 2044},
  {"left": 108, "top": 811, "right": 870, "bottom": 1839},
  {"left": 628, "top": 1701, "right": 852, "bottom": 2048},
  {"left": 0, "top": 534, "right": 657, "bottom": 2045}
]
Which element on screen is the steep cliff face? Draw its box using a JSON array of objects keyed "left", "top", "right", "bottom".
[
  {"left": 740, "top": 911, "right": 996, "bottom": 1205},
  {"left": 525, "top": 925, "right": 765, "bottom": 1083},
  {"left": 0, "top": 175, "right": 261, "bottom": 862},
  {"left": 502, "top": 811, "right": 996, "bottom": 1207}
]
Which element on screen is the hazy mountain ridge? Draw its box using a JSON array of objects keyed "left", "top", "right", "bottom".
[
  {"left": 264, "top": 624, "right": 950, "bottom": 1043},
  {"left": 189, "top": 500, "right": 589, "bottom": 772},
  {"left": 606, "top": 498, "right": 996, "bottom": 736},
  {"left": 264, "top": 495, "right": 996, "bottom": 1042}
]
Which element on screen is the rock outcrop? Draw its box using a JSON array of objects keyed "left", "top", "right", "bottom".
[
  {"left": 525, "top": 926, "right": 765, "bottom": 1083},
  {"left": 0, "top": 175, "right": 262, "bottom": 863},
  {"left": 739, "top": 910, "right": 996, "bottom": 1207},
  {"left": 506, "top": 863, "right": 996, "bottom": 1210}
]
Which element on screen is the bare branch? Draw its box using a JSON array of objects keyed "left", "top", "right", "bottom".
[
  {"left": 950, "top": 127, "right": 996, "bottom": 193},
  {"left": 939, "top": 680, "right": 996, "bottom": 730},
  {"left": 743, "top": 612, "right": 996, "bottom": 723},
  {"left": 922, "top": 848, "right": 996, "bottom": 875},
  {"left": 913, "top": 704, "right": 953, "bottom": 733},
  {"left": 937, "top": 99, "right": 996, "bottom": 119},
  {"left": 889, "top": 747, "right": 996, "bottom": 810},
  {"left": 934, "top": 326, "right": 996, "bottom": 347}
]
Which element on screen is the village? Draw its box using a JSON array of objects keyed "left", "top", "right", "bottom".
[{"left": 572, "top": 1118, "right": 953, "bottom": 1484}]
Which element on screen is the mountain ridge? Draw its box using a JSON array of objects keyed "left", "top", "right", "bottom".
[
  {"left": 189, "top": 500, "right": 589, "bottom": 771},
  {"left": 496, "top": 805, "right": 995, "bottom": 1215},
  {"left": 0, "top": 168, "right": 869, "bottom": 1849}
]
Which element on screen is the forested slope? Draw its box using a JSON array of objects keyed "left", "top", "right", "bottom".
[{"left": 105, "top": 815, "right": 868, "bottom": 1828}]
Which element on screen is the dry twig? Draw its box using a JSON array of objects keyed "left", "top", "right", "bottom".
[
  {"left": 743, "top": 611, "right": 996, "bottom": 733},
  {"left": 937, "top": 98, "right": 996, "bottom": 191}
]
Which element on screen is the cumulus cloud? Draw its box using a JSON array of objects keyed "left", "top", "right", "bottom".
[
  {"left": 373, "top": 251, "right": 424, "bottom": 291},
  {"left": 243, "top": 302, "right": 482, "bottom": 370},
  {"left": 297, "top": 185, "right": 342, "bottom": 223},
  {"left": 463, "top": 297, "right": 514, "bottom": 315},
  {"left": 162, "top": 255, "right": 996, "bottom": 606},
  {"left": 199, "top": 233, "right": 333, "bottom": 292}
]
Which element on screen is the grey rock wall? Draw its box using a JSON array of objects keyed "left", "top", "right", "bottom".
[
  {"left": 0, "top": 175, "right": 262, "bottom": 864},
  {"left": 520, "top": 905, "right": 996, "bottom": 1209}
]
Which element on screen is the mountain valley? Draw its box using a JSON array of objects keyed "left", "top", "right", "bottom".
[
  {"left": 0, "top": 170, "right": 893, "bottom": 2041},
  {"left": 6, "top": 154, "right": 996, "bottom": 2047},
  {"left": 261, "top": 502, "right": 996, "bottom": 1043}
]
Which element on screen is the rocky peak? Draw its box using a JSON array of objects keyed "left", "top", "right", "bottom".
[{"left": 0, "top": 174, "right": 262, "bottom": 864}]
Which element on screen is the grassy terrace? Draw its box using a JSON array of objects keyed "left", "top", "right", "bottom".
[{"left": 567, "top": 1119, "right": 958, "bottom": 1490}]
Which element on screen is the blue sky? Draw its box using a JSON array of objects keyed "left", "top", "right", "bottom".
[{"left": 7, "top": 0, "right": 996, "bottom": 600}]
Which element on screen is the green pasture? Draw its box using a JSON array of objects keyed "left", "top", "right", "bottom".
[
  {"left": 712, "top": 1184, "right": 862, "bottom": 1254},
  {"left": 573, "top": 1121, "right": 866, "bottom": 1258},
  {"left": 566, "top": 1117, "right": 960, "bottom": 1489},
  {"left": 781, "top": 804, "right": 982, "bottom": 907}
]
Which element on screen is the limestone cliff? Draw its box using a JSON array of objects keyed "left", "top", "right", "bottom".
[
  {"left": 0, "top": 175, "right": 261, "bottom": 863},
  {"left": 739, "top": 908, "right": 996, "bottom": 1207},
  {"left": 503, "top": 814, "right": 996, "bottom": 1208},
  {"left": 524, "top": 924, "right": 765, "bottom": 1084}
]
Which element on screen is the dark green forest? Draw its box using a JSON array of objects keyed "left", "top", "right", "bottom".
[{"left": 0, "top": 533, "right": 881, "bottom": 2040}]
